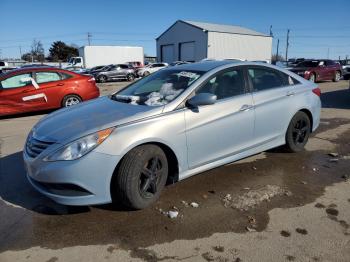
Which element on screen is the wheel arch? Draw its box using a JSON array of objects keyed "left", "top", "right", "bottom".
[
  {"left": 298, "top": 108, "right": 314, "bottom": 133},
  {"left": 110, "top": 141, "right": 180, "bottom": 200}
]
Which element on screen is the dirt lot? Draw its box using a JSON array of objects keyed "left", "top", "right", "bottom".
[{"left": 0, "top": 80, "right": 349, "bottom": 262}]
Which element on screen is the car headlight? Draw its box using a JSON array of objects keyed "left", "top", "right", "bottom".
[{"left": 44, "top": 128, "right": 114, "bottom": 161}]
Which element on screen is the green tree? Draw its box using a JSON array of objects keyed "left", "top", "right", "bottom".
[{"left": 48, "top": 41, "right": 78, "bottom": 62}]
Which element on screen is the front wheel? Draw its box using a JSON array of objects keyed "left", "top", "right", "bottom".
[
  {"left": 333, "top": 71, "right": 341, "bottom": 82},
  {"left": 113, "top": 145, "right": 168, "bottom": 209},
  {"left": 284, "top": 111, "right": 311, "bottom": 152},
  {"left": 98, "top": 75, "right": 107, "bottom": 83},
  {"left": 309, "top": 73, "right": 316, "bottom": 83},
  {"left": 127, "top": 74, "right": 135, "bottom": 81}
]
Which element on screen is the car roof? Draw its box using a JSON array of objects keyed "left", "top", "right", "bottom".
[
  {"left": 0, "top": 66, "right": 78, "bottom": 79},
  {"left": 165, "top": 60, "right": 240, "bottom": 72}
]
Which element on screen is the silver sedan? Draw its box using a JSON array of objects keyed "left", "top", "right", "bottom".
[{"left": 24, "top": 61, "right": 321, "bottom": 209}]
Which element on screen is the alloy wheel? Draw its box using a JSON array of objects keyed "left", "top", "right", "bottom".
[
  {"left": 292, "top": 119, "right": 308, "bottom": 145},
  {"left": 139, "top": 156, "right": 163, "bottom": 198}
]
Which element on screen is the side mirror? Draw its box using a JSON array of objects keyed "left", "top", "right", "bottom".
[{"left": 187, "top": 93, "right": 217, "bottom": 107}]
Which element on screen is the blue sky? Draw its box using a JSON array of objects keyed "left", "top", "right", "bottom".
[{"left": 1, "top": 0, "right": 349, "bottom": 60}]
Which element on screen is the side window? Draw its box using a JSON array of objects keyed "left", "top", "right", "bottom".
[
  {"left": 279, "top": 71, "right": 300, "bottom": 86},
  {"left": 1, "top": 73, "right": 32, "bottom": 89},
  {"left": 248, "top": 68, "right": 285, "bottom": 91},
  {"left": 36, "top": 72, "right": 61, "bottom": 84},
  {"left": 120, "top": 65, "right": 128, "bottom": 69},
  {"left": 196, "top": 69, "right": 245, "bottom": 100},
  {"left": 60, "top": 72, "right": 73, "bottom": 80}
]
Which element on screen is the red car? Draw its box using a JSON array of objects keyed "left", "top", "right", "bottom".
[
  {"left": 289, "top": 59, "right": 342, "bottom": 83},
  {"left": 0, "top": 67, "right": 100, "bottom": 116}
]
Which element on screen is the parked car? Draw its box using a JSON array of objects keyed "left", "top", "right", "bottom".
[
  {"left": 80, "top": 65, "right": 107, "bottom": 75},
  {"left": 93, "top": 64, "right": 136, "bottom": 83},
  {"left": 0, "top": 66, "right": 17, "bottom": 75},
  {"left": 24, "top": 61, "right": 321, "bottom": 209},
  {"left": 127, "top": 61, "right": 143, "bottom": 70},
  {"left": 339, "top": 60, "right": 350, "bottom": 80},
  {"left": 288, "top": 59, "right": 342, "bottom": 82},
  {"left": 0, "top": 67, "right": 99, "bottom": 116},
  {"left": 169, "top": 61, "right": 191, "bottom": 66},
  {"left": 137, "top": 63, "right": 168, "bottom": 77}
]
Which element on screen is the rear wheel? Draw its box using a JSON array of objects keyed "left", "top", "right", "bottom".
[
  {"left": 112, "top": 144, "right": 168, "bottom": 209},
  {"left": 284, "top": 111, "right": 311, "bottom": 152},
  {"left": 62, "top": 94, "right": 82, "bottom": 107},
  {"left": 333, "top": 71, "right": 341, "bottom": 82}
]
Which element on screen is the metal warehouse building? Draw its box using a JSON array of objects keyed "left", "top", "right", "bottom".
[{"left": 156, "top": 20, "right": 273, "bottom": 63}]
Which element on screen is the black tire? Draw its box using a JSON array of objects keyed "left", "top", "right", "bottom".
[
  {"left": 343, "top": 74, "right": 350, "bottom": 80},
  {"left": 98, "top": 75, "right": 107, "bottom": 83},
  {"left": 113, "top": 144, "right": 168, "bottom": 209},
  {"left": 333, "top": 71, "right": 341, "bottom": 82},
  {"left": 284, "top": 111, "right": 311, "bottom": 153},
  {"left": 127, "top": 74, "right": 135, "bottom": 81},
  {"left": 143, "top": 71, "right": 150, "bottom": 77},
  {"left": 62, "top": 94, "right": 82, "bottom": 107}
]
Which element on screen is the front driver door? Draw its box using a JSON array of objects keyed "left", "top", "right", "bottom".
[
  {"left": 0, "top": 72, "right": 46, "bottom": 115},
  {"left": 185, "top": 67, "right": 255, "bottom": 169}
]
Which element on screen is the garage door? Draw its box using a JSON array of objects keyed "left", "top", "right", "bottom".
[
  {"left": 161, "top": 45, "right": 175, "bottom": 63},
  {"left": 180, "top": 42, "right": 195, "bottom": 62}
]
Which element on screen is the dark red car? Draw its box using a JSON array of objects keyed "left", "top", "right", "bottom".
[
  {"left": 289, "top": 59, "right": 342, "bottom": 83},
  {"left": 0, "top": 67, "right": 100, "bottom": 116}
]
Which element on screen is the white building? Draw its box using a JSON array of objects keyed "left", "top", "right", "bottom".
[{"left": 156, "top": 20, "right": 272, "bottom": 63}]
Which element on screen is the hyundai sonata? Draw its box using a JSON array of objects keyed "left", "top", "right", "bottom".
[{"left": 24, "top": 61, "right": 321, "bottom": 209}]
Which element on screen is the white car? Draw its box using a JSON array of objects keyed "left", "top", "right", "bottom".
[{"left": 137, "top": 63, "right": 168, "bottom": 77}]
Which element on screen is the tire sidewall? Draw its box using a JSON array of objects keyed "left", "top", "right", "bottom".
[{"left": 117, "top": 145, "right": 168, "bottom": 209}]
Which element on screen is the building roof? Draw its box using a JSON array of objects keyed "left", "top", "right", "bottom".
[
  {"left": 156, "top": 20, "right": 270, "bottom": 40},
  {"left": 183, "top": 20, "right": 269, "bottom": 37}
]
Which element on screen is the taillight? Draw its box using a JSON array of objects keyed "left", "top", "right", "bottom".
[{"left": 312, "top": 87, "right": 321, "bottom": 97}]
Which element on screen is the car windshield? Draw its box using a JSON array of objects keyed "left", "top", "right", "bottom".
[
  {"left": 296, "top": 61, "right": 319, "bottom": 67},
  {"left": 112, "top": 69, "right": 204, "bottom": 106}
]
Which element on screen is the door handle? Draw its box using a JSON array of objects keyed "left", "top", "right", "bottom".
[
  {"left": 56, "top": 83, "right": 64, "bottom": 86},
  {"left": 22, "top": 89, "right": 31, "bottom": 93},
  {"left": 286, "top": 91, "right": 295, "bottom": 96},
  {"left": 240, "top": 104, "right": 253, "bottom": 111}
]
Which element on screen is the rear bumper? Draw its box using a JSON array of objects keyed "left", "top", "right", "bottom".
[{"left": 24, "top": 150, "right": 121, "bottom": 206}]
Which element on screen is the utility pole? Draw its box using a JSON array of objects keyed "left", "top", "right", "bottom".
[
  {"left": 276, "top": 39, "right": 280, "bottom": 60},
  {"left": 285, "top": 29, "right": 290, "bottom": 66},
  {"left": 19, "top": 46, "right": 22, "bottom": 58},
  {"left": 87, "top": 32, "right": 92, "bottom": 46},
  {"left": 327, "top": 47, "right": 330, "bottom": 59},
  {"left": 269, "top": 25, "right": 273, "bottom": 37}
]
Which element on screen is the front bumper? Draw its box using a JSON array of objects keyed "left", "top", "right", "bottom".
[{"left": 24, "top": 150, "right": 121, "bottom": 206}]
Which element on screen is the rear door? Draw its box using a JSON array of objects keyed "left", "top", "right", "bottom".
[
  {"left": 33, "top": 71, "right": 66, "bottom": 108},
  {"left": 0, "top": 72, "right": 48, "bottom": 115},
  {"left": 247, "top": 66, "right": 301, "bottom": 146},
  {"left": 185, "top": 67, "right": 255, "bottom": 168}
]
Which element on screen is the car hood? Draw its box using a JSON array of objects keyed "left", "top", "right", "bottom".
[{"left": 32, "top": 96, "right": 163, "bottom": 143}]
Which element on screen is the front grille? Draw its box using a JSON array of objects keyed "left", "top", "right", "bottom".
[{"left": 26, "top": 136, "right": 55, "bottom": 158}]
